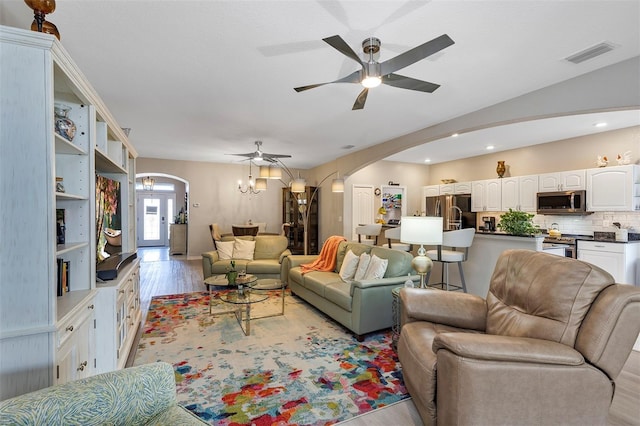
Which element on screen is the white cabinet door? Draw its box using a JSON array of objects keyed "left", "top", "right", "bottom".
[
  {"left": 423, "top": 185, "right": 440, "bottom": 198},
  {"left": 578, "top": 247, "right": 625, "bottom": 283},
  {"left": 577, "top": 241, "right": 638, "bottom": 285},
  {"left": 454, "top": 182, "right": 472, "bottom": 194},
  {"left": 539, "top": 170, "right": 585, "bottom": 191},
  {"left": 586, "top": 165, "right": 639, "bottom": 211},
  {"left": 501, "top": 178, "right": 519, "bottom": 211},
  {"left": 519, "top": 175, "right": 539, "bottom": 212},
  {"left": 439, "top": 184, "right": 454, "bottom": 194},
  {"left": 472, "top": 179, "right": 502, "bottom": 211}
]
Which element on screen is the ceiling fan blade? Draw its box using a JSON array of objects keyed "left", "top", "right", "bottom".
[
  {"left": 294, "top": 69, "right": 362, "bottom": 92},
  {"left": 263, "top": 153, "right": 292, "bottom": 159},
  {"left": 226, "top": 152, "right": 255, "bottom": 158},
  {"left": 323, "top": 35, "right": 363, "bottom": 67},
  {"left": 380, "top": 34, "right": 454, "bottom": 76},
  {"left": 352, "top": 88, "right": 369, "bottom": 110},
  {"left": 382, "top": 73, "right": 441, "bottom": 93}
]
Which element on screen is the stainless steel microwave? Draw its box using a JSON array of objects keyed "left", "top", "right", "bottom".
[{"left": 537, "top": 190, "right": 589, "bottom": 215}]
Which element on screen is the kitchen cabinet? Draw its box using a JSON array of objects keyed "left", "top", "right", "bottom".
[
  {"left": 501, "top": 175, "right": 538, "bottom": 212},
  {"left": 577, "top": 241, "right": 639, "bottom": 285},
  {"left": 538, "top": 170, "right": 586, "bottom": 191},
  {"left": 423, "top": 185, "right": 440, "bottom": 198},
  {"left": 471, "top": 179, "right": 502, "bottom": 212},
  {"left": 441, "top": 182, "right": 472, "bottom": 194},
  {"left": 586, "top": 165, "right": 640, "bottom": 211}
]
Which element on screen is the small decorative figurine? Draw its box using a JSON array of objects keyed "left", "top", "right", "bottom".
[
  {"left": 596, "top": 155, "right": 608, "bottom": 167},
  {"left": 617, "top": 151, "right": 632, "bottom": 165}
]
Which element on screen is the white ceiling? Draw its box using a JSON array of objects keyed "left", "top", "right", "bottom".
[{"left": 1, "top": 1, "right": 639, "bottom": 168}]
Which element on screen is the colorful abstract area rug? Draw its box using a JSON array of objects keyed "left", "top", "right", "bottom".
[{"left": 134, "top": 290, "right": 408, "bottom": 425}]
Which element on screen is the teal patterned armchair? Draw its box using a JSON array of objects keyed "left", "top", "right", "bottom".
[{"left": 0, "top": 362, "right": 206, "bottom": 425}]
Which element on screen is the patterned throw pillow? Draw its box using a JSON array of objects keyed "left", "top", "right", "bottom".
[{"left": 339, "top": 250, "right": 359, "bottom": 281}]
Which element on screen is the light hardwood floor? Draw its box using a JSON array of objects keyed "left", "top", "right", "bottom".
[{"left": 133, "top": 247, "right": 640, "bottom": 426}]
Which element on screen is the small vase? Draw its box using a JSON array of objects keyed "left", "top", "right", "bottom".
[
  {"left": 496, "top": 161, "right": 506, "bottom": 178},
  {"left": 54, "top": 103, "right": 77, "bottom": 142},
  {"left": 226, "top": 271, "right": 238, "bottom": 285}
]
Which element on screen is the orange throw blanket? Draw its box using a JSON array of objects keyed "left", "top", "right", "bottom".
[{"left": 301, "top": 235, "right": 346, "bottom": 274}]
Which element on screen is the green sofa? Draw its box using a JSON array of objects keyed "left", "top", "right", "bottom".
[
  {"left": 284, "top": 241, "right": 418, "bottom": 340},
  {"left": 0, "top": 362, "right": 206, "bottom": 425},
  {"left": 202, "top": 235, "right": 291, "bottom": 282}
]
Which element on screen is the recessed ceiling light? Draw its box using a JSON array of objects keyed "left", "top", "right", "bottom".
[
  {"left": 594, "top": 122, "right": 607, "bottom": 128},
  {"left": 424, "top": 158, "right": 431, "bottom": 163},
  {"left": 486, "top": 145, "right": 495, "bottom": 150},
  {"left": 451, "top": 133, "right": 459, "bottom": 137}
]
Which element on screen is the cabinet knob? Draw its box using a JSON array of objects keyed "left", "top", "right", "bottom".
[
  {"left": 87, "top": 304, "right": 94, "bottom": 310},
  {"left": 119, "top": 290, "right": 125, "bottom": 294},
  {"left": 66, "top": 325, "right": 74, "bottom": 332},
  {"left": 77, "top": 360, "right": 87, "bottom": 371}
]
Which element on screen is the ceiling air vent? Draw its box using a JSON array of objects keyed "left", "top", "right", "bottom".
[{"left": 565, "top": 42, "right": 616, "bottom": 64}]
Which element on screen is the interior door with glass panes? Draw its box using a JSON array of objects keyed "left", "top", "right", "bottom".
[{"left": 137, "top": 193, "right": 175, "bottom": 247}]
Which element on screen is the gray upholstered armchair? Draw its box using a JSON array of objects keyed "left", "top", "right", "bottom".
[{"left": 398, "top": 249, "right": 640, "bottom": 426}]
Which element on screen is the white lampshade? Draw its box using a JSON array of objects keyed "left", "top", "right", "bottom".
[
  {"left": 255, "top": 178, "right": 267, "bottom": 191},
  {"left": 259, "top": 166, "right": 271, "bottom": 179},
  {"left": 400, "top": 216, "right": 443, "bottom": 245},
  {"left": 291, "top": 177, "right": 306, "bottom": 193},
  {"left": 331, "top": 177, "right": 344, "bottom": 193},
  {"left": 268, "top": 166, "right": 282, "bottom": 179}
]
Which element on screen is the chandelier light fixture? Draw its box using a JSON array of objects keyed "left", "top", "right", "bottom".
[
  {"left": 238, "top": 161, "right": 266, "bottom": 195},
  {"left": 142, "top": 176, "right": 155, "bottom": 191}
]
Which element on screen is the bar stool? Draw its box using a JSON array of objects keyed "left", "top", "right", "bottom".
[
  {"left": 380, "top": 226, "right": 411, "bottom": 251},
  {"left": 355, "top": 223, "right": 382, "bottom": 245},
  {"left": 425, "top": 228, "right": 475, "bottom": 292}
]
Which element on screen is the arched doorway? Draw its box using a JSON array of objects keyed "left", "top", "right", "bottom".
[{"left": 135, "top": 173, "right": 189, "bottom": 251}]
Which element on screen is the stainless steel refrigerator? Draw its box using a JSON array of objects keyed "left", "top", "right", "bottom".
[{"left": 425, "top": 194, "right": 476, "bottom": 230}]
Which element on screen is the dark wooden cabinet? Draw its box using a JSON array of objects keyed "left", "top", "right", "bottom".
[{"left": 282, "top": 187, "right": 319, "bottom": 255}]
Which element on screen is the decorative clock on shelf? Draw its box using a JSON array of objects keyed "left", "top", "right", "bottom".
[{"left": 374, "top": 188, "right": 381, "bottom": 196}]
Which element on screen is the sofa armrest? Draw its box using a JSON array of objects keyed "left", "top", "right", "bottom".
[
  {"left": 433, "top": 333, "right": 584, "bottom": 366},
  {"left": 202, "top": 250, "right": 219, "bottom": 263},
  {"left": 400, "top": 288, "right": 487, "bottom": 331},
  {"left": 0, "top": 362, "right": 182, "bottom": 425},
  {"left": 286, "top": 254, "right": 319, "bottom": 268},
  {"left": 278, "top": 249, "right": 292, "bottom": 264},
  {"left": 351, "top": 275, "right": 419, "bottom": 292},
  {"left": 201, "top": 251, "right": 220, "bottom": 279}
]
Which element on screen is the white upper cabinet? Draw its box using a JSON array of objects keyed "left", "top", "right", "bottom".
[
  {"left": 539, "top": 169, "right": 586, "bottom": 191},
  {"left": 501, "top": 175, "right": 538, "bottom": 212},
  {"left": 472, "top": 179, "right": 502, "bottom": 212},
  {"left": 423, "top": 185, "right": 440, "bottom": 198},
  {"left": 586, "top": 165, "right": 640, "bottom": 211}
]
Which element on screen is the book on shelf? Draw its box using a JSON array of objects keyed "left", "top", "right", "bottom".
[
  {"left": 56, "top": 258, "right": 70, "bottom": 296},
  {"left": 56, "top": 209, "right": 65, "bottom": 245}
]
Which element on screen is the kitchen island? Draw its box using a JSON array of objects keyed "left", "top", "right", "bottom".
[{"left": 427, "top": 232, "right": 545, "bottom": 297}]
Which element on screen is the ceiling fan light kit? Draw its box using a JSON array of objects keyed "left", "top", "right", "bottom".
[{"left": 294, "top": 33, "right": 455, "bottom": 110}]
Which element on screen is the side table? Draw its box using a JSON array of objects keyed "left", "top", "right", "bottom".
[{"left": 391, "top": 286, "right": 403, "bottom": 351}]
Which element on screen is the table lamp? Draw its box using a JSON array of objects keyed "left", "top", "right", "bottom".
[{"left": 400, "top": 216, "right": 443, "bottom": 288}]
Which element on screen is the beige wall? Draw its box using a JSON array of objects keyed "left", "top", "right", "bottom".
[{"left": 428, "top": 126, "right": 640, "bottom": 183}]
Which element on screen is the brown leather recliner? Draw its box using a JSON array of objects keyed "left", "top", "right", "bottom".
[{"left": 398, "top": 249, "right": 640, "bottom": 426}]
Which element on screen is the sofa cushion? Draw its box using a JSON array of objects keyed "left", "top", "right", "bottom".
[
  {"left": 254, "top": 235, "right": 289, "bottom": 260},
  {"left": 370, "top": 246, "right": 414, "bottom": 278},
  {"left": 335, "top": 242, "right": 372, "bottom": 272},
  {"left": 303, "top": 271, "right": 344, "bottom": 298},
  {"left": 354, "top": 252, "right": 371, "bottom": 280},
  {"left": 324, "top": 281, "right": 353, "bottom": 312},
  {"left": 216, "top": 241, "right": 234, "bottom": 259},
  {"left": 363, "top": 254, "right": 388, "bottom": 279},
  {"left": 339, "top": 250, "right": 359, "bottom": 281},
  {"left": 210, "top": 259, "right": 250, "bottom": 275},
  {"left": 245, "top": 259, "right": 281, "bottom": 275},
  {"left": 233, "top": 238, "right": 255, "bottom": 260}
]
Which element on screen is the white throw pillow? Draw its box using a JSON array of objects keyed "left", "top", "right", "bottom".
[
  {"left": 364, "top": 254, "right": 389, "bottom": 280},
  {"left": 339, "top": 250, "right": 359, "bottom": 281},
  {"left": 354, "top": 252, "right": 371, "bottom": 280},
  {"left": 233, "top": 238, "right": 256, "bottom": 260},
  {"left": 216, "top": 241, "right": 234, "bottom": 260}
]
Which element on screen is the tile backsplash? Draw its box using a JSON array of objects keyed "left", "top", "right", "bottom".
[{"left": 481, "top": 211, "right": 640, "bottom": 236}]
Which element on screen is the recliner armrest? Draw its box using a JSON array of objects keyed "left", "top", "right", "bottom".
[
  {"left": 434, "top": 333, "right": 584, "bottom": 366},
  {"left": 400, "top": 288, "right": 487, "bottom": 331}
]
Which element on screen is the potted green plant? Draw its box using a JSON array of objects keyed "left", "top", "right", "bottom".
[
  {"left": 497, "top": 209, "right": 541, "bottom": 236},
  {"left": 226, "top": 260, "right": 238, "bottom": 285}
]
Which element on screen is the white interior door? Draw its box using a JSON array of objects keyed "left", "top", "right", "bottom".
[
  {"left": 137, "top": 193, "right": 175, "bottom": 247},
  {"left": 352, "top": 185, "right": 375, "bottom": 240}
]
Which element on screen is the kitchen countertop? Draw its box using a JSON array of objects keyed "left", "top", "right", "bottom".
[{"left": 476, "top": 229, "right": 640, "bottom": 243}]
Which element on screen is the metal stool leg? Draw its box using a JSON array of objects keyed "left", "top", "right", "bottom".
[{"left": 457, "top": 261, "right": 467, "bottom": 293}]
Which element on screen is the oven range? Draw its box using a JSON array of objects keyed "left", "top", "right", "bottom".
[{"left": 543, "top": 235, "right": 581, "bottom": 258}]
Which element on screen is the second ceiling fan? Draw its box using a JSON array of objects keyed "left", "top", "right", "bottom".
[{"left": 294, "top": 34, "right": 455, "bottom": 110}]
